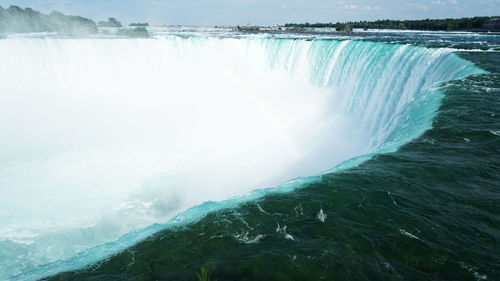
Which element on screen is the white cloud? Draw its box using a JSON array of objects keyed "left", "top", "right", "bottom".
[
  {"left": 407, "top": 3, "right": 429, "bottom": 11},
  {"left": 431, "top": 0, "right": 446, "bottom": 5},
  {"left": 343, "top": 4, "right": 358, "bottom": 10},
  {"left": 361, "top": 5, "right": 381, "bottom": 10},
  {"left": 448, "top": 0, "right": 458, "bottom": 4}
]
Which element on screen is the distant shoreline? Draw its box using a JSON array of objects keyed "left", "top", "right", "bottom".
[
  {"left": 2, "top": 5, "right": 499, "bottom": 36},
  {"left": 0, "top": 5, "right": 149, "bottom": 37},
  {"left": 284, "top": 16, "right": 500, "bottom": 32}
]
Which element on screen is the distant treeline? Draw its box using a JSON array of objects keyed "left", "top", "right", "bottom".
[
  {"left": 285, "top": 16, "right": 499, "bottom": 31},
  {"left": 0, "top": 5, "right": 150, "bottom": 38},
  {"left": 129, "top": 23, "right": 149, "bottom": 27},
  {"left": 98, "top": 17, "right": 122, "bottom": 28},
  {"left": 236, "top": 25, "right": 260, "bottom": 31},
  {"left": 0, "top": 5, "right": 97, "bottom": 35}
]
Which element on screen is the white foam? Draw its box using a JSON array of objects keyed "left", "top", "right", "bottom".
[{"left": 317, "top": 209, "right": 327, "bottom": 222}]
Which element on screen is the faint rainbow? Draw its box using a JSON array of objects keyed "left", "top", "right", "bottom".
[{"left": 221, "top": 67, "right": 303, "bottom": 161}]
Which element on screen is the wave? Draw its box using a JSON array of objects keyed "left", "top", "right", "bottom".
[{"left": 0, "top": 37, "right": 483, "bottom": 280}]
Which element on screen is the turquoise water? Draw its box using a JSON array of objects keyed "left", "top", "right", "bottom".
[{"left": 0, "top": 30, "right": 498, "bottom": 280}]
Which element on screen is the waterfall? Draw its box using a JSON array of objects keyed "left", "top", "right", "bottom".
[{"left": 0, "top": 37, "right": 482, "bottom": 280}]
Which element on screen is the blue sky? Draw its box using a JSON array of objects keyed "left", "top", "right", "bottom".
[{"left": 0, "top": 0, "right": 499, "bottom": 25}]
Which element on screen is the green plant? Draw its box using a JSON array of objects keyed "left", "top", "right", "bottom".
[{"left": 196, "top": 266, "right": 210, "bottom": 281}]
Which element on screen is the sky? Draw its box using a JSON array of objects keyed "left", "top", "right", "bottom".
[{"left": 0, "top": 0, "right": 499, "bottom": 25}]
